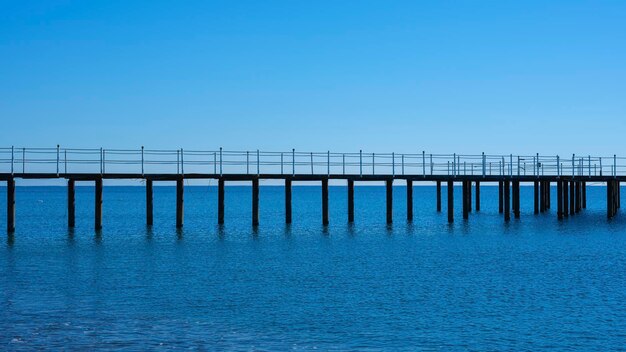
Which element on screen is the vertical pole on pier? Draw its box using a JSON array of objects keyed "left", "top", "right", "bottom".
[
  {"left": 436, "top": 181, "right": 442, "bottom": 212},
  {"left": 348, "top": 179, "right": 354, "bottom": 223},
  {"left": 386, "top": 179, "right": 393, "bottom": 224},
  {"left": 285, "top": 178, "right": 292, "bottom": 224},
  {"left": 618, "top": 181, "right": 621, "bottom": 209},
  {"left": 146, "top": 179, "right": 153, "bottom": 226},
  {"left": 569, "top": 181, "right": 575, "bottom": 215},
  {"left": 498, "top": 181, "right": 503, "bottom": 213},
  {"left": 95, "top": 177, "right": 103, "bottom": 230},
  {"left": 218, "top": 178, "right": 225, "bottom": 224},
  {"left": 7, "top": 177, "right": 15, "bottom": 233},
  {"left": 462, "top": 181, "right": 469, "bottom": 220},
  {"left": 503, "top": 180, "right": 510, "bottom": 222},
  {"left": 176, "top": 177, "right": 183, "bottom": 228},
  {"left": 406, "top": 179, "right": 413, "bottom": 221},
  {"left": 563, "top": 181, "right": 569, "bottom": 217},
  {"left": 607, "top": 181, "right": 613, "bottom": 219},
  {"left": 68, "top": 179, "right": 75, "bottom": 227},
  {"left": 447, "top": 181, "right": 454, "bottom": 223},
  {"left": 539, "top": 181, "right": 546, "bottom": 213},
  {"left": 475, "top": 181, "right": 480, "bottom": 212},
  {"left": 575, "top": 182, "right": 581, "bottom": 213},
  {"left": 322, "top": 178, "right": 329, "bottom": 226},
  {"left": 466, "top": 181, "right": 472, "bottom": 219},
  {"left": 581, "top": 181, "right": 587, "bottom": 209},
  {"left": 534, "top": 181, "right": 539, "bottom": 214},
  {"left": 252, "top": 178, "right": 259, "bottom": 226},
  {"left": 513, "top": 181, "right": 520, "bottom": 219},
  {"left": 557, "top": 181, "right": 563, "bottom": 220}
]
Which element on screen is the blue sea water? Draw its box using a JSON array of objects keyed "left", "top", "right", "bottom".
[{"left": 1, "top": 184, "right": 626, "bottom": 351}]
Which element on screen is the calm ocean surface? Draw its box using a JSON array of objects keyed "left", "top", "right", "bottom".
[{"left": 1, "top": 185, "right": 626, "bottom": 351}]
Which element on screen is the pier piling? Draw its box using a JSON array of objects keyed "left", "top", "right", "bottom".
[
  {"left": 7, "top": 177, "right": 15, "bottom": 233},
  {"left": 386, "top": 179, "right": 393, "bottom": 224},
  {"left": 475, "top": 181, "right": 480, "bottom": 212},
  {"left": 252, "top": 178, "right": 259, "bottom": 226},
  {"left": 462, "top": 181, "right": 469, "bottom": 220},
  {"left": 322, "top": 178, "right": 329, "bottom": 225},
  {"left": 68, "top": 179, "right": 75, "bottom": 227},
  {"left": 347, "top": 179, "right": 354, "bottom": 223},
  {"left": 534, "top": 181, "right": 539, "bottom": 214},
  {"left": 176, "top": 177, "right": 183, "bottom": 228},
  {"left": 563, "top": 181, "right": 569, "bottom": 217},
  {"left": 285, "top": 179, "right": 292, "bottom": 224},
  {"left": 406, "top": 180, "right": 413, "bottom": 221},
  {"left": 513, "top": 181, "right": 520, "bottom": 218},
  {"left": 498, "top": 181, "right": 503, "bottom": 213},
  {"left": 447, "top": 181, "right": 454, "bottom": 223},
  {"left": 504, "top": 180, "right": 510, "bottom": 221},
  {"left": 582, "top": 181, "right": 587, "bottom": 209},
  {"left": 146, "top": 179, "right": 153, "bottom": 226},
  {"left": 218, "top": 178, "right": 225, "bottom": 224},
  {"left": 569, "top": 182, "right": 575, "bottom": 215},
  {"left": 557, "top": 181, "right": 563, "bottom": 220},
  {"left": 436, "top": 181, "right": 441, "bottom": 212},
  {"left": 95, "top": 177, "right": 103, "bottom": 230}
]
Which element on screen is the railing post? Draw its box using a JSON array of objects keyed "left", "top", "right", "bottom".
[
  {"left": 392, "top": 152, "right": 395, "bottom": 176},
  {"left": 310, "top": 152, "right": 314, "bottom": 174},
  {"left": 509, "top": 154, "right": 513, "bottom": 176},
  {"left": 359, "top": 150, "right": 363, "bottom": 177},
  {"left": 557, "top": 155, "right": 560, "bottom": 176},
  {"left": 22, "top": 147, "right": 25, "bottom": 173},
  {"left": 422, "top": 151, "right": 426, "bottom": 177},
  {"left": 281, "top": 152, "right": 284, "bottom": 175},
  {"left": 64, "top": 150, "right": 67, "bottom": 174},
  {"left": 482, "top": 152, "right": 486, "bottom": 178},
  {"left": 600, "top": 157, "right": 603, "bottom": 176},
  {"left": 536, "top": 153, "right": 539, "bottom": 177},
  {"left": 100, "top": 147, "right": 103, "bottom": 174},
  {"left": 614, "top": 154, "right": 617, "bottom": 177},
  {"left": 342, "top": 153, "right": 345, "bottom": 175},
  {"left": 246, "top": 151, "right": 249, "bottom": 174},
  {"left": 572, "top": 154, "right": 575, "bottom": 177},
  {"left": 176, "top": 150, "right": 180, "bottom": 174},
  {"left": 372, "top": 153, "right": 375, "bottom": 175},
  {"left": 292, "top": 149, "right": 295, "bottom": 176},
  {"left": 401, "top": 154, "right": 404, "bottom": 175},
  {"left": 517, "top": 156, "right": 520, "bottom": 176},
  {"left": 327, "top": 151, "right": 330, "bottom": 176},
  {"left": 453, "top": 153, "right": 456, "bottom": 177},
  {"left": 588, "top": 155, "right": 591, "bottom": 177},
  {"left": 219, "top": 147, "right": 223, "bottom": 176},
  {"left": 180, "top": 148, "right": 184, "bottom": 175},
  {"left": 257, "top": 149, "right": 260, "bottom": 176},
  {"left": 430, "top": 154, "right": 433, "bottom": 176},
  {"left": 11, "top": 146, "right": 14, "bottom": 175},
  {"left": 56, "top": 144, "right": 60, "bottom": 176},
  {"left": 141, "top": 146, "right": 144, "bottom": 175}
]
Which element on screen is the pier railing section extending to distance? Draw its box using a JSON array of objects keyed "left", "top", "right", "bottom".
[{"left": 0, "top": 146, "right": 623, "bottom": 177}]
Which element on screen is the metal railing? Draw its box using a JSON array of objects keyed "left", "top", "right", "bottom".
[{"left": 0, "top": 146, "right": 622, "bottom": 178}]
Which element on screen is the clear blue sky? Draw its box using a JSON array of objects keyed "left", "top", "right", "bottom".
[{"left": 1, "top": 1, "right": 625, "bottom": 155}]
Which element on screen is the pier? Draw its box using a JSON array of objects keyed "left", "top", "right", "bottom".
[{"left": 1, "top": 147, "right": 623, "bottom": 232}]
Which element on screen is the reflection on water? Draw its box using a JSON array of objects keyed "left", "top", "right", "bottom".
[{"left": 1, "top": 185, "right": 626, "bottom": 350}]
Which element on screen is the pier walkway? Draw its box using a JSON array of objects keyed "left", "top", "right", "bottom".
[{"left": 1, "top": 147, "right": 623, "bottom": 232}]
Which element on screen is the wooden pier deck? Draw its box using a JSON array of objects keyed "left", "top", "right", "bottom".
[{"left": 1, "top": 147, "right": 624, "bottom": 232}]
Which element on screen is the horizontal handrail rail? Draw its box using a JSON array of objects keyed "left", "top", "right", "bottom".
[{"left": 0, "top": 146, "right": 621, "bottom": 178}]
